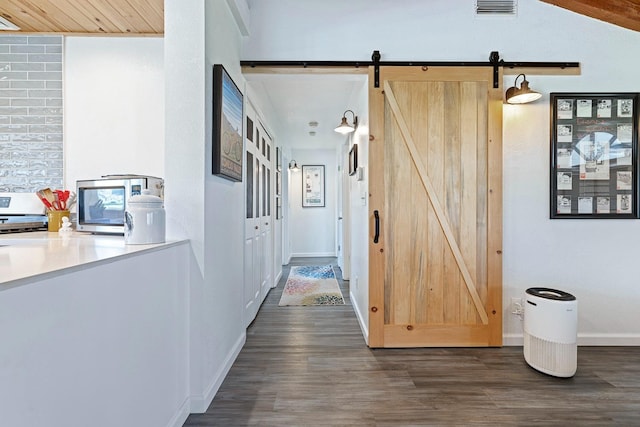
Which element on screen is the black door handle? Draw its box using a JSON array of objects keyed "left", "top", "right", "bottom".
[{"left": 374, "top": 210, "right": 380, "bottom": 244}]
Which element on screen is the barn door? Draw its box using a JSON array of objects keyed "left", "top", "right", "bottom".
[{"left": 368, "top": 66, "right": 503, "bottom": 347}]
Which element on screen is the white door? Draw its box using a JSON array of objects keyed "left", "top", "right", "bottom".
[
  {"left": 244, "top": 104, "right": 275, "bottom": 327},
  {"left": 257, "top": 121, "right": 273, "bottom": 302},
  {"left": 244, "top": 105, "right": 261, "bottom": 327}
]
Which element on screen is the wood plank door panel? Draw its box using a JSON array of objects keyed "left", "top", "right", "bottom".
[{"left": 369, "top": 66, "right": 502, "bottom": 348}]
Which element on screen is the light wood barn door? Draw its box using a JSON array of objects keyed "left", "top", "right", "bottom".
[{"left": 368, "top": 67, "right": 503, "bottom": 348}]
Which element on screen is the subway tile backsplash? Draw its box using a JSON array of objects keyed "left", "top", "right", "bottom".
[{"left": 0, "top": 35, "right": 63, "bottom": 192}]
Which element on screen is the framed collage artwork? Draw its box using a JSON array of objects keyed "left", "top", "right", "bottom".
[{"left": 550, "top": 93, "right": 638, "bottom": 219}]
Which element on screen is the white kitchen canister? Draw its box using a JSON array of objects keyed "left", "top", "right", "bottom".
[{"left": 124, "top": 192, "right": 165, "bottom": 244}]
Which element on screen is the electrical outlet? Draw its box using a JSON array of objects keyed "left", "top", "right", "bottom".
[{"left": 510, "top": 297, "right": 524, "bottom": 316}]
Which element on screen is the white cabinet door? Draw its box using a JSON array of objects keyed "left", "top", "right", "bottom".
[
  {"left": 243, "top": 106, "right": 261, "bottom": 327},
  {"left": 243, "top": 106, "right": 274, "bottom": 327},
  {"left": 257, "top": 121, "right": 273, "bottom": 302}
]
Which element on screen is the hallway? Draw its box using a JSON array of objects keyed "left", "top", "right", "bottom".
[{"left": 184, "top": 258, "right": 640, "bottom": 426}]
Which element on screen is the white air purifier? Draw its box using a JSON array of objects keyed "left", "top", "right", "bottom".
[{"left": 523, "top": 287, "right": 577, "bottom": 378}]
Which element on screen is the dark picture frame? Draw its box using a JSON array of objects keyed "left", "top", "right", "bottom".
[
  {"left": 349, "top": 144, "right": 358, "bottom": 176},
  {"left": 550, "top": 92, "right": 639, "bottom": 219},
  {"left": 302, "top": 165, "right": 325, "bottom": 207},
  {"left": 212, "top": 64, "right": 243, "bottom": 182}
]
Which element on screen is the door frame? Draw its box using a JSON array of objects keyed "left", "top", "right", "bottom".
[{"left": 337, "top": 139, "right": 352, "bottom": 279}]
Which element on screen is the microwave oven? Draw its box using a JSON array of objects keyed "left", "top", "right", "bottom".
[{"left": 76, "top": 175, "right": 164, "bottom": 234}]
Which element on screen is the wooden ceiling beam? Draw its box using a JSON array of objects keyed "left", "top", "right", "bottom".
[{"left": 541, "top": 0, "right": 640, "bottom": 32}]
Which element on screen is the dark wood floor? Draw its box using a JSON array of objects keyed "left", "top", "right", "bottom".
[{"left": 184, "top": 258, "right": 640, "bottom": 426}]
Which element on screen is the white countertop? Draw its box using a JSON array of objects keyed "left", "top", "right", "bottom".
[{"left": 0, "top": 231, "right": 187, "bottom": 289}]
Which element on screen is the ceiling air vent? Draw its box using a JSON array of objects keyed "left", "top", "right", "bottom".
[{"left": 475, "top": 0, "right": 517, "bottom": 16}]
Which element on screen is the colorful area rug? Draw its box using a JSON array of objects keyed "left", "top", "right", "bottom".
[{"left": 278, "top": 265, "right": 345, "bottom": 306}]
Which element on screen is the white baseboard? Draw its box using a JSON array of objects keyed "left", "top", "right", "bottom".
[
  {"left": 576, "top": 333, "right": 640, "bottom": 346},
  {"left": 290, "top": 252, "right": 336, "bottom": 258},
  {"left": 167, "top": 396, "right": 191, "bottom": 427},
  {"left": 503, "top": 333, "right": 640, "bottom": 347},
  {"left": 503, "top": 333, "right": 524, "bottom": 346},
  {"left": 350, "top": 290, "right": 369, "bottom": 346},
  {"left": 189, "top": 332, "right": 246, "bottom": 413},
  {"left": 273, "top": 269, "right": 282, "bottom": 287}
]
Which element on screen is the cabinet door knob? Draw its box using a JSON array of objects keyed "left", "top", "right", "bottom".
[{"left": 255, "top": 226, "right": 259, "bottom": 229}]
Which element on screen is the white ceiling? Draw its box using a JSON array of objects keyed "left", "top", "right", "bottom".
[{"left": 244, "top": 73, "right": 367, "bottom": 150}]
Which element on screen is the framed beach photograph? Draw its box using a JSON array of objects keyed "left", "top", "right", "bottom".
[
  {"left": 302, "top": 165, "right": 325, "bottom": 207},
  {"left": 212, "top": 64, "right": 243, "bottom": 182},
  {"left": 550, "top": 92, "right": 639, "bottom": 219}
]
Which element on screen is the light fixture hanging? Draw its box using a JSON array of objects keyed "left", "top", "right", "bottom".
[
  {"left": 505, "top": 74, "right": 542, "bottom": 104},
  {"left": 288, "top": 160, "right": 300, "bottom": 171},
  {"left": 334, "top": 110, "right": 358, "bottom": 134}
]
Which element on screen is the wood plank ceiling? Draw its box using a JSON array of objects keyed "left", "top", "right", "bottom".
[
  {"left": 0, "top": 0, "right": 164, "bottom": 35},
  {"left": 540, "top": 0, "right": 640, "bottom": 32},
  {"left": 1, "top": 1, "right": 639, "bottom": 35}
]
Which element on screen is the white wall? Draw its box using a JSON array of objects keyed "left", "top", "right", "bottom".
[
  {"left": 165, "top": 0, "right": 249, "bottom": 413},
  {"left": 64, "top": 37, "right": 164, "bottom": 189},
  {"left": 165, "top": 0, "right": 285, "bottom": 412},
  {"left": 346, "top": 79, "right": 370, "bottom": 342},
  {"left": 289, "top": 148, "right": 337, "bottom": 257},
  {"left": 164, "top": 0, "right": 210, "bottom": 411},
  {"left": 201, "top": 0, "right": 246, "bottom": 408},
  {"left": 244, "top": 0, "right": 640, "bottom": 345},
  {"left": 282, "top": 149, "right": 292, "bottom": 263}
]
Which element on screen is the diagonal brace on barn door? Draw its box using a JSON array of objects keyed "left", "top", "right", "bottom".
[{"left": 383, "top": 81, "right": 490, "bottom": 325}]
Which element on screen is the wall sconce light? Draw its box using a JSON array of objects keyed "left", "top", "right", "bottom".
[
  {"left": 334, "top": 110, "right": 358, "bottom": 134},
  {"left": 288, "top": 160, "right": 300, "bottom": 171},
  {"left": 505, "top": 74, "right": 542, "bottom": 104}
]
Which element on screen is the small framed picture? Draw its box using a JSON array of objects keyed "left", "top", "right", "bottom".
[{"left": 302, "top": 165, "right": 325, "bottom": 207}]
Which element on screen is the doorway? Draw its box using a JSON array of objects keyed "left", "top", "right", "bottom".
[{"left": 243, "top": 71, "right": 368, "bottom": 298}]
